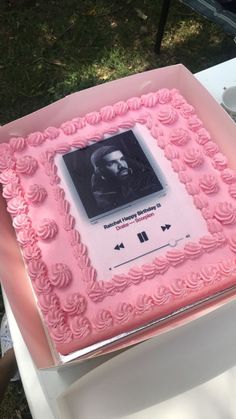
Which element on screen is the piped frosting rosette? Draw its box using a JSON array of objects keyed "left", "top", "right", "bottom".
[
  {"left": 61, "top": 293, "right": 87, "bottom": 316},
  {"left": 70, "top": 316, "right": 91, "bottom": 338},
  {"left": 183, "top": 148, "right": 204, "bottom": 168},
  {"left": 50, "top": 263, "right": 72, "bottom": 288},
  {"left": 157, "top": 105, "right": 178, "bottom": 125},
  {"left": 214, "top": 202, "right": 236, "bottom": 225},
  {"left": 199, "top": 174, "right": 219, "bottom": 194},
  {"left": 27, "top": 131, "right": 46, "bottom": 147},
  {"left": 115, "top": 303, "right": 133, "bottom": 323},
  {"left": 9, "top": 136, "right": 27, "bottom": 152},
  {"left": 37, "top": 218, "right": 58, "bottom": 241},
  {"left": 26, "top": 184, "right": 47, "bottom": 204},
  {"left": 16, "top": 155, "right": 38, "bottom": 175},
  {"left": 170, "top": 128, "right": 190, "bottom": 146}
]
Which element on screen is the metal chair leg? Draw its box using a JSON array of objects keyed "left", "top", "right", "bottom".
[{"left": 154, "top": 0, "right": 172, "bottom": 53}]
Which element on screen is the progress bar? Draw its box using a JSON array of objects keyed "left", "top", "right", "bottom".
[{"left": 110, "top": 237, "right": 184, "bottom": 270}]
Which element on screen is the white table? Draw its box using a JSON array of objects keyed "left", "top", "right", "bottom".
[{"left": 3, "top": 57, "right": 236, "bottom": 419}]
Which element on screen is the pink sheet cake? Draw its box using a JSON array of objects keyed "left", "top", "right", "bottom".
[{"left": 1, "top": 87, "right": 236, "bottom": 357}]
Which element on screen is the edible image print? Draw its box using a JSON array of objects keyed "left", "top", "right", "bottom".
[{"left": 63, "top": 130, "right": 165, "bottom": 219}]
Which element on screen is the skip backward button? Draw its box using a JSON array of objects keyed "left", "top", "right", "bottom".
[{"left": 114, "top": 243, "right": 125, "bottom": 250}]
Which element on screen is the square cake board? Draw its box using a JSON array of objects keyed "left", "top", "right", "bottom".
[{"left": 1, "top": 63, "right": 236, "bottom": 369}]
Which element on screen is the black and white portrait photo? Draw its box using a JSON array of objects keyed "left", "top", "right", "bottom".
[{"left": 63, "top": 130, "right": 165, "bottom": 219}]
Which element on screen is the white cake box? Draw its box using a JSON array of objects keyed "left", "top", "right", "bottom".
[{"left": 1, "top": 63, "right": 236, "bottom": 369}]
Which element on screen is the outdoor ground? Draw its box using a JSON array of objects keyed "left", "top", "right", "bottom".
[{"left": 0, "top": 0, "right": 236, "bottom": 417}]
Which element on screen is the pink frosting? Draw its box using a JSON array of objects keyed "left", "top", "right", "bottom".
[
  {"left": 228, "top": 233, "right": 236, "bottom": 253},
  {"left": 0, "top": 169, "right": 19, "bottom": 185},
  {"left": 229, "top": 184, "right": 236, "bottom": 199},
  {"left": 54, "top": 186, "right": 65, "bottom": 201},
  {"left": 70, "top": 316, "right": 91, "bottom": 338},
  {"left": 166, "top": 249, "right": 185, "bottom": 266},
  {"left": 180, "top": 104, "right": 195, "bottom": 118},
  {"left": 7, "top": 197, "right": 28, "bottom": 216},
  {"left": 196, "top": 128, "right": 211, "bottom": 145},
  {"left": 212, "top": 153, "right": 228, "bottom": 171},
  {"left": 100, "top": 105, "right": 116, "bottom": 121},
  {"left": 61, "top": 121, "right": 78, "bottom": 135},
  {"left": 2, "top": 182, "right": 22, "bottom": 200},
  {"left": 170, "top": 128, "right": 190, "bottom": 146},
  {"left": 61, "top": 293, "right": 87, "bottom": 315},
  {"left": 184, "top": 148, "right": 204, "bottom": 168},
  {"left": 112, "top": 101, "right": 129, "bottom": 116},
  {"left": 9, "top": 136, "right": 27, "bottom": 151},
  {"left": 141, "top": 92, "right": 158, "bottom": 108},
  {"left": 127, "top": 97, "right": 142, "bottom": 111},
  {"left": 213, "top": 232, "right": 226, "bottom": 247},
  {"left": 203, "top": 141, "right": 219, "bottom": 157},
  {"left": 72, "top": 117, "right": 86, "bottom": 129},
  {"left": 115, "top": 303, "right": 133, "bottom": 323},
  {"left": 153, "top": 256, "right": 170, "bottom": 274},
  {"left": 46, "top": 309, "right": 66, "bottom": 327},
  {"left": 199, "top": 235, "right": 218, "bottom": 252},
  {"left": 153, "top": 286, "right": 171, "bottom": 305},
  {"left": 58, "top": 198, "right": 70, "bottom": 216},
  {"left": 218, "top": 259, "right": 236, "bottom": 277},
  {"left": 38, "top": 293, "right": 60, "bottom": 314},
  {"left": 27, "top": 131, "right": 46, "bottom": 147},
  {"left": 34, "top": 275, "right": 52, "bottom": 294},
  {"left": 157, "top": 106, "right": 178, "bottom": 125},
  {"left": 64, "top": 214, "right": 75, "bottom": 231},
  {"left": 171, "top": 159, "right": 186, "bottom": 172},
  {"left": 96, "top": 310, "right": 113, "bottom": 330},
  {"left": 17, "top": 228, "right": 36, "bottom": 247},
  {"left": 178, "top": 171, "right": 192, "bottom": 184},
  {"left": 184, "top": 272, "right": 201, "bottom": 290},
  {"left": 135, "top": 294, "right": 154, "bottom": 314},
  {"left": 214, "top": 202, "right": 236, "bottom": 225},
  {"left": 128, "top": 268, "right": 143, "bottom": 284},
  {"left": 164, "top": 145, "right": 179, "bottom": 160},
  {"left": 193, "top": 194, "right": 208, "bottom": 209},
  {"left": 187, "top": 116, "right": 203, "bottom": 131},
  {"left": 13, "top": 214, "right": 31, "bottom": 230},
  {"left": 50, "top": 263, "right": 72, "bottom": 288},
  {"left": 16, "top": 156, "right": 38, "bottom": 175},
  {"left": 185, "top": 182, "right": 200, "bottom": 195},
  {"left": 199, "top": 174, "right": 219, "bottom": 194},
  {"left": 50, "top": 324, "right": 73, "bottom": 343},
  {"left": 111, "top": 274, "right": 128, "bottom": 292},
  {"left": 85, "top": 111, "right": 101, "bottom": 125},
  {"left": 44, "top": 126, "right": 60, "bottom": 140},
  {"left": 207, "top": 219, "right": 223, "bottom": 233},
  {"left": 200, "top": 265, "right": 220, "bottom": 284},
  {"left": 37, "top": 219, "right": 58, "bottom": 240},
  {"left": 26, "top": 184, "right": 47, "bottom": 204},
  {"left": 221, "top": 168, "right": 236, "bottom": 184},
  {"left": 55, "top": 143, "right": 71, "bottom": 154},
  {"left": 69, "top": 229, "right": 81, "bottom": 246},
  {"left": 201, "top": 207, "right": 214, "bottom": 220},
  {"left": 171, "top": 93, "right": 186, "bottom": 108},
  {"left": 0, "top": 143, "right": 12, "bottom": 155},
  {"left": 158, "top": 88, "right": 172, "bottom": 104},
  {"left": 27, "top": 259, "right": 47, "bottom": 281},
  {"left": 142, "top": 264, "right": 157, "bottom": 280},
  {"left": 0, "top": 154, "right": 15, "bottom": 172},
  {"left": 22, "top": 244, "right": 41, "bottom": 261},
  {"left": 40, "top": 149, "right": 55, "bottom": 165}
]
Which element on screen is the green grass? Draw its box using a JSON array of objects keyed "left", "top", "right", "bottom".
[
  {"left": 0, "top": 0, "right": 235, "bottom": 417},
  {"left": 0, "top": 0, "right": 235, "bottom": 124}
]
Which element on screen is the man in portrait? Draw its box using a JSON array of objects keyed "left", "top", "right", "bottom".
[{"left": 90, "top": 145, "right": 162, "bottom": 211}]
